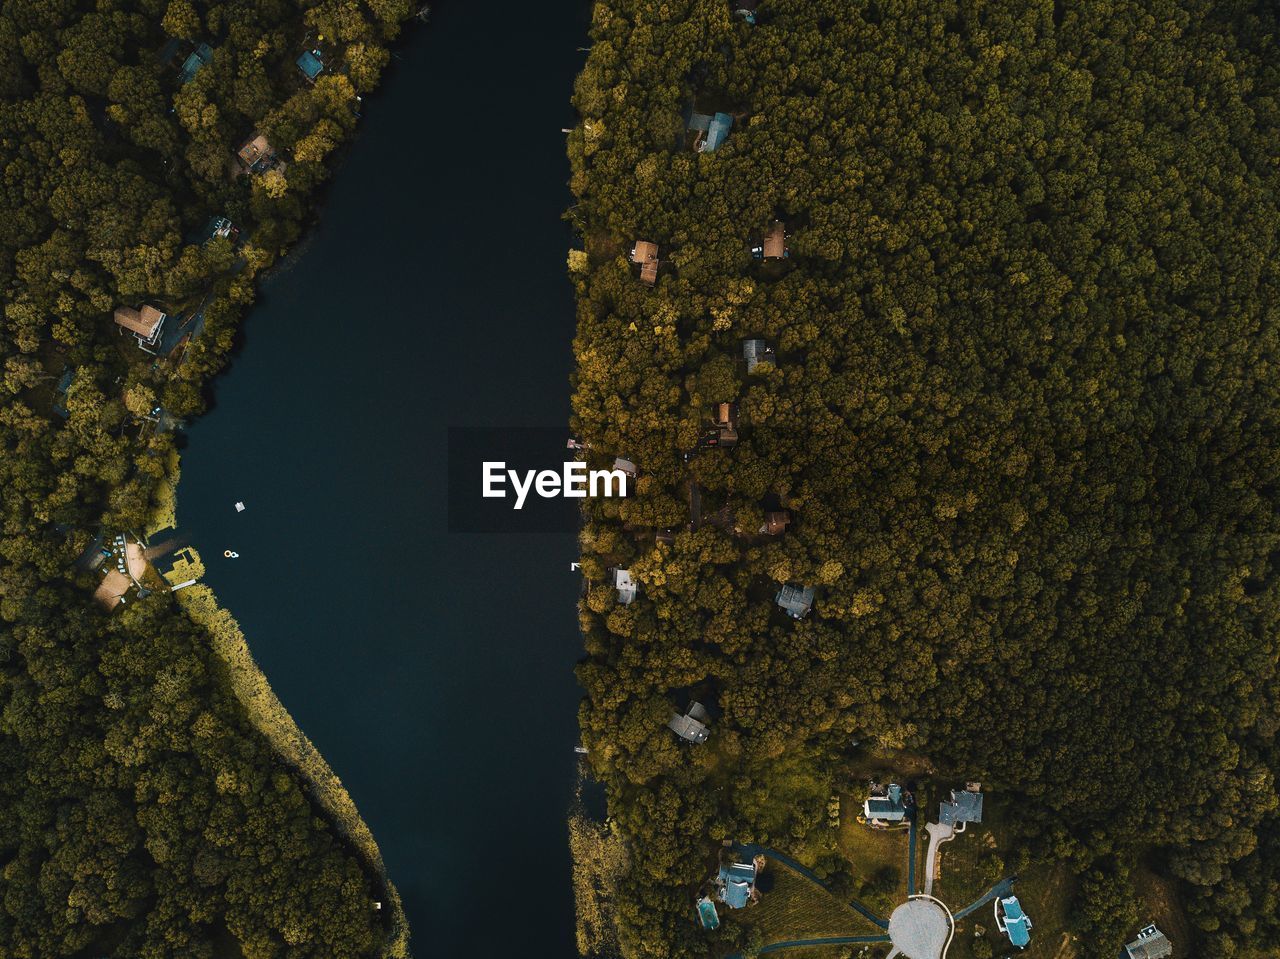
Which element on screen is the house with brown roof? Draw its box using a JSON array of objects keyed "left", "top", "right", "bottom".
[
  {"left": 630, "top": 240, "right": 659, "bottom": 285},
  {"left": 712, "top": 402, "right": 738, "bottom": 447},
  {"left": 114, "top": 305, "right": 167, "bottom": 351},
  {"left": 237, "top": 133, "right": 276, "bottom": 172},
  {"left": 753, "top": 221, "right": 788, "bottom": 260}
]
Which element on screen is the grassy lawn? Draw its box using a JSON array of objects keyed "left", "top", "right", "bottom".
[
  {"left": 834, "top": 813, "right": 910, "bottom": 916},
  {"left": 752, "top": 946, "right": 893, "bottom": 959},
  {"left": 1132, "top": 863, "right": 1193, "bottom": 954},
  {"left": 930, "top": 794, "right": 1010, "bottom": 911},
  {"left": 727, "top": 862, "right": 884, "bottom": 945}
]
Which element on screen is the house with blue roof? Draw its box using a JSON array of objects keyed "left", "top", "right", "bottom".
[
  {"left": 686, "top": 109, "right": 734, "bottom": 153},
  {"left": 179, "top": 42, "right": 212, "bottom": 84},
  {"left": 715, "top": 859, "right": 759, "bottom": 909},
  {"left": 863, "top": 783, "right": 907, "bottom": 823},
  {"left": 995, "top": 895, "right": 1032, "bottom": 949},
  {"left": 297, "top": 49, "right": 325, "bottom": 81}
]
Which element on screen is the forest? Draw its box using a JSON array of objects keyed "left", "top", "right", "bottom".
[
  {"left": 0, "top": 0, "right": 415, "bottom": 956},
  {"left": 568, "top": 1, "right": 1280, "bottom": 957}
]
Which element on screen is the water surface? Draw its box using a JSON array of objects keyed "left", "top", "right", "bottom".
[{"left": 177, "top": 5, "right": 588, "bottom": 953}]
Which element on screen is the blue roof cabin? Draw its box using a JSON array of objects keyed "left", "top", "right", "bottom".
[
  {"left": 938, "top": 786, "right": 984, "bottom": 827},
  {"left": 179, "top": 43, "right": 212, "bottom": 84},
  {"left": 734, "top": 0, "right": 760, "bottom": 22},
  {"left": 686, "top": 110, "right": 734, "bottom": 153},
  {"left": 864, "top": 783, "right": 906, "bottom": 822},
  {"left": 297, "top": 49, "right": 325, "bottom": 81},
  {"left": 696, "top": 896, "right": 720, "bottom": 930},
  {"left": 996, "top": 896, "right": 1032, "bottom": 949},
  {"left": 775, "top": 583, "right": 814, "bottom": 619},
  {"left": 716, "top": 860, "right": 758, "bottom": 909}
]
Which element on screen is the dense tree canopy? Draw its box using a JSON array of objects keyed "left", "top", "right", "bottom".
[
  {"left": 569, "top": 2, "right": 1280, "bottom": 957},
  {"left": 0, "top": 0, "right": 415, "bottom": 956}
]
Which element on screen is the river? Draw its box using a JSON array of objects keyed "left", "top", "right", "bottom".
[{"left": 175, "top": 4, "right": 589, "bottom": 955}]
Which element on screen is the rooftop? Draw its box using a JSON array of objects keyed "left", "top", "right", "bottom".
[
  {"left": 179, "top": 42, "right": 212, "bottom": 83},
  {"left": 775, "top": 583, "right": 814, "bottom": 619},
  {"left": 938, "top": 787, "right": 983, "bottom": 826},
  {"left": 1125, "top": 925, "right": 1172, "bottom": 959},
  {"left": 762, "top": 221, "right": 787, "bottom": 259},
  {"left": 297, "top": 49, "right": 324, "bottom": 80},
  {"left": 669, "top": 702, "right": 711, "bottom": 744},
  {"left": 864, "top": 783, "right": 907, "bottom": 821},
  {"left": 998, "top": 896, "right": 1032, "bottom": 948},
  {"left": 613, "top": 568, "right": 637, "bottom": 604},
  {"left": 716, "top": 860, "right": 757, "bottom": 909}
]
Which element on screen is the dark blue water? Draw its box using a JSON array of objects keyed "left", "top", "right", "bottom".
[{"left": 176, "top": 5, "right": 588, "bottom": 955}]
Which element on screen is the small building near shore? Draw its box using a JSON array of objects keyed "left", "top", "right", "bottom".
[
  {"left": 237, "top": 133, "right": 276, "bottom": 172},
  {"left": 114, "top": 305, "right": 167, "bottom": 351},
  {"left": 630, "top": 240, "right": 659, "bottom": 285},
  {"left": 613, "top": 457, "right": 638, "bottom": 478},
  {"left": 1124, "top": 925, "right": 1173, "bottom": 959},
  {"left": 775, "top": 583, "right": 814, "bottom": 619},
  {"left": 296, "top": 49, "right": 325, "bottom": 81},
  {"left": 613, "top": 568, "right": 637, "bottom": 605}
]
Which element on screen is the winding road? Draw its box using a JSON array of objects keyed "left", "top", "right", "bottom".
[{"left": 733, "top": 843, "right": 890, "bottom": 929}]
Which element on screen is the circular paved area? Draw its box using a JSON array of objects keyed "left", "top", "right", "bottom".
[{"left": 887, "top": 898, "right": 951, "bottom": 959}]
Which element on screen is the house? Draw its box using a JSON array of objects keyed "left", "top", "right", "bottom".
[
  {"left": 713, "top": 402, "right": 738, "bottom": 447},
  {"left": 179, "top": 42, "right": 212, "bottom": 83},
  {"left": 202, "top": 216, "right": 239, "bottom": 243},
  {"left": 938, "top": 785, "right": 983, "bottom": 827},
  {"left": 687, "top": 110, "right": 734, "bottom": 153},
  {"left": 630, "top": 240, "right": 659, "bottom": 285},
  {"left": 761, "top": 510, "right": 790, "bottom": 535},
  {"left": 863, "top": 783, "right": 907, "bottom": 823},
  {"left": 114, "top": 305, "right": 167, "bottom": 351},
  {"left": 995, "top": 896, "right": 1032, "bottom": 949},
  {"left": 613, "top": 568, "right": 637, "bottom": 605},
  {"left": 733, "top": 0, "right": 760, "bottom": 22},
  {"left": 775, "top": 583, "right": 814, "bottom": 619},
  {"left": 237, "top": 133, "right": 276, "bottom": 172},
  {"left": 743, "top": 338, "right": 776, "bottom": 373},
  {"left": 715, "top": 859, "right": 758, "bottom": 909},
  {"left": 296, "top": 49, "right": 324, "bottom": 81},
  {"left": 668, "top": 702, "right": 712, "bottom": 744},
  {"left": 1124, "top": 925, "right": 1172, "bottom": 959},
  {"left": 52, "top": 369, "right": 74, "bottom": 418},
  {"left": 753, "top": 220, "right": 788, "bottom": 260},
  {"left": 613, "top": 457, "right": 638, "bottom": 478},
  {"left": 696, "top": 896, "right": 720, "bottom": 930}
]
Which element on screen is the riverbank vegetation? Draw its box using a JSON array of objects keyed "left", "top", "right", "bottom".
[
  {"left": 568, "top": 2, "right": 1280, "bottom": 958},
  {"left": 0, "top": 0, "right": 417, "bottom": 955}
]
